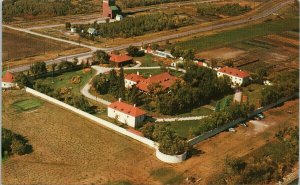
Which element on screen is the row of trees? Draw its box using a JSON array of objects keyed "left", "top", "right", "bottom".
[
  {"left": 3, "top": 0, "right": 100, "bottom": 21},
  {"left": 117, "top": 0, "right": 189, "bottom": 8},
  {"left": 2, "top": 128, "right": 33, "bottom": 158},
  {"left": 209, "top": 126, "right": 298, "bottom": 184},
  {"left": 197, "top": 3, "right": 251, "bottom": 17},
  {"left": 261, "top": 70, "right": 299, "bottom": 106},
  {"left": 142, "top": 123, "right": 187, "bottom": 155},
  {"left": 76, "top": 13, "right": 192, "bottom": 38}
]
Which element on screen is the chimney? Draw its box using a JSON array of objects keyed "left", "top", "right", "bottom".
[
  {"left": 137, "top": 71, "right": 139, "bottom": 75},
  {"left": 118, "top": 98, "right": 121, "bottom": 102},
  {"left": 133, "top": 104, "right": 136, "bottom": 107}
]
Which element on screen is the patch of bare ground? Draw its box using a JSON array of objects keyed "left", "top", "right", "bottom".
[
  {"left": 2, "top": 90, "right": 173, "bottom": 185},
  {"left": 196, "top": 47, "right": 247, "bottom": 60}
]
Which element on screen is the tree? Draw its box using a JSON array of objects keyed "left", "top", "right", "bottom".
[
  {"left": 15, "top": 73, "right": 33, "bottom": 88},
  {"left": 117, "top": 67, "right": 126, "bottom": 99},
  {"left": 170, "top": 46, "right": 183, "bottom": 58},
  {"left": 92, "top": 74, "right": 109, "bottom": 95},
  {"left": 51, "top": 63, "right": 57, "bottom": 73},
  {"left": 126, "top": 45, "right": 141, "bottom": 57},
  {"left": 93, "top": 50, "right": 110, "bottom": 64},
  {"left": 72, "top": 95, "right": 92, "bottom": 113},
  {"left": 30, "top": 62, "right": 47, "bottom": 77},
  {"left": 65, "top": 22, "right": 71, "bottom": 30},
  {"left": 127, "top": 85, "right": 142, "bottom": 105},
  {"left": 33, "top": 80, "right": 54, "bottom": 95},
  {"left": 108, "top": 69, "right": 119, "bottom": 97},
  {"left": 151, "top": 43, "right": 159, "bottom": 50},
  {"left": 183, "top": 49, "right": 195, "bottom": 61}
]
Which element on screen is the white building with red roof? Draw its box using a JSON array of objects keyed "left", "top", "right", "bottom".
[
  {"left": 2, "top": 71, "right": 16, "bottom": 89},
  {"left": 124, "top": 71, "right": 145, "bottom": 88},
  {"left": 217, "top": 66, "right": 250, "bottom": 86},
  {"left": 107, "top": 99, "right": 146, "bottom": 128}
]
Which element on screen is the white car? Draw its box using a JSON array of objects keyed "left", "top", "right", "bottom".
[
  {"left": 228, "top": 128, "right": 236, "bottom": 132},
  {"left": 257, "top": 113, "right": 265, "bottom": 119}
]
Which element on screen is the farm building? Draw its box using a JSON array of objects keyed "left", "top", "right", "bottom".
[
  {"left": 2, "top": 71, "right": 16, "bottom": 89},
  {"left": 110, "top": 54, "right": 133, "bottom": 67},
  {"left": 125, "top": 72, "right": 145, "bottom": 88},
  {"left": 217, "top": 66, "right": 250, "bottom": 86},
  {"left": 103, "top": 0, "right": 121, "bottom": 19},
  {"left": 107, "top": 99, "right": 146, "bottom": 128},
  {"left": 133, "top": 72, "right": 180, "bottom": 92}
]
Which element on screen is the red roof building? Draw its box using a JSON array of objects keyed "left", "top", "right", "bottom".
[
  {"left": 125, "top": 73, "right": 145, "bottom": 83},
  {"left": 2, "top": 71, "right": 15, "bottom": 83},
  {"left": 109, "top": 54, "right": 133, "bottom": 67},
  {"left": 218, "top": 66, "right": 250, "bottom": 78},
  {"left": 217, "top": 66, "right": 250, "bottom": 86},
  {"left": 136, "top": 72, "right": 179, "bottom": 92},
  {"left": 108, "top": 101, "right": 146, "bottom": 117}
]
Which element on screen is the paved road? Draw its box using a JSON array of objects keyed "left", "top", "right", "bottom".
[{"left": 5, "top": 0, "right": 292, "bottom": 73}]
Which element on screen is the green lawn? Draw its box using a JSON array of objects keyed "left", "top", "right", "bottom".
[
  {"left": 134, "top": 54, "right": 160, "bottom": 67},
  {"left": 168, "top": 119, "right": 206, "bottom": 139},
  {"left": 37, "top": 69, "right": 95, "bottom": 96},
  {"left": 150, "top": 168, "right": 184, "bottom": 185},
  {"left": 174, "top": 17, "right": 299, "bottom": 51},
  {"left": 177, "top": 106, "right": 213, "bottom": 117},
  {"left": 12, "top": 98, "right": 43, "bottom": 111}
]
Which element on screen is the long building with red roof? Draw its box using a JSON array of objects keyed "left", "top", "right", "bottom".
[
  {"left": 217, "top": 66, "right": 250, "bottom": 86},
  {"left": 107, "top": 99, "right": 146, "bottom": 128},
  {"left": 109, "top": 54, "right": 133, "bottom": 67}
]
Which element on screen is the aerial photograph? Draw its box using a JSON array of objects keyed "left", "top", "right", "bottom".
[{"left": 1, "top": 0, "right": 299, "bottom": 184}]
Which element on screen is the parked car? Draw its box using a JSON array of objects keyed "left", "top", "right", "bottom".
[
  {"left": 257, "top": 113, "right": 265, "bottom": 119},
  {"left": 252, "top": 116, "right": 261, "bottom": 120},
  {"left": 240, "top": 123, "right": 248, "bottom": 127},
  {"left": 228, "top": 128, "right": 236, "bottom": 132}
]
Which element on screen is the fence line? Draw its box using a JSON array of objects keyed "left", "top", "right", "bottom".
[
  {"left": 25, "top": 87, "right": 157, "bottom": 148},
  {"left": 188, "top": 94, "right": 298, "bottom": 146}
]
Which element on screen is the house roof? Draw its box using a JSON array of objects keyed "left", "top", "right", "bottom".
[
  {"left": 125, "top": 73, "right": 145, "bottom": 83},
  {"left": 136, "top": 72, "right": 179, "bottom": 92},
  {"left": 2, "top": 71, "right": 15, "bottom": 83},
  {"left": 218, "top": 66, "right": 250, "bottom": 78},
  {"left": 108, "top": 101, "right": 146, "bottom": 117},
  {"left": 110, "top": 54, "right": 133, "bottom": 63}
]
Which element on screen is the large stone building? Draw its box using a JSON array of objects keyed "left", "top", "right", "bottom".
[
  {"left": 107, "top": 99, "right": 146, "bottom": 128},
  {"left": 103, "top": 0, "right": 121, "bottom": 19}
]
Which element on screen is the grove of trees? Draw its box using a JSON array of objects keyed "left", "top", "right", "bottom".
[
  {"left": 2, "top": 128, "right": 33, "bottom": 159},
  {"left": 3, "top": 0, "right": 101, "bottom": 22},
  {"left": 117, "top": 0, "right": 189, "bottom": 8},
  {"left": 197, "top": 3, "right": 251, "bottom": 17},
  {"left": 76, "top": 13, "right": 192, "bottom": 38}
]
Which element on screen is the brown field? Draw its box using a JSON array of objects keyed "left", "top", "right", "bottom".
[
  {"left": 2, "top": 89, "right": 299, "bottom": 185},
  {"left": 2, "top": 28, "right": 90, "bottom": 69},
  {"left": 2, "top": 90, "right": 172, "bottom": 185},
  {"left": 197, "top": 47, "right": 247, "bottom": 60}
]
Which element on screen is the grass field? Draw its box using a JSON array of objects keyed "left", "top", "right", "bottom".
[
  {"left": 134, "top": 54, "right": 160, "bottom": 67},
  {"left": 12, "top": 98, "right": 43, "bottom": 112},
  {"left": 36, "top": 69, "right": 94, "bottom": 96},
  {"left": 174, "top": 17, "right": 299, "bottom": 51},
  {"left": 168, "top": 119, "right": 206, "bottom": 139},
  {"left": 150, "top": 167, "right": 184, "bottom": 185}
]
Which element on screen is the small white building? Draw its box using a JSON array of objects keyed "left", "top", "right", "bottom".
[
  {"left": 70, "top": 27, "right": 77, "bottom": 33},
  {"left": 217, "top": 66, "right": 250, "bottom": 86},
  {"left": 124, "top": 72, "right": 145, "bottom": 88},
  {"left": 115, "top": 14, "right": 123, "bottom": 21},
  {"left": 87, "top": 28, "right": 97, "bottom": 35},
  {"left": 108, "top": 99, "right": 146, "bottom": 128},
  {"left": 2, "top": 71, "right": 16, "bottom": 89},
  {"left": 153, "top": 50, "right": 174, "bottom": 58}
]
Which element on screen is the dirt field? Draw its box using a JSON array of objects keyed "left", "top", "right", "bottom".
[
  {"left": 176, "top": 98, "right": 299, "bottom": 184},
  {"left": 197, "top": 47, "right": 247, "bottom": 60},
  {"left": 2, "top": 90, "right": 173, "bottom": 185},
  {"left": 2, "top": 28, "right": 90, "bottom": 69}
]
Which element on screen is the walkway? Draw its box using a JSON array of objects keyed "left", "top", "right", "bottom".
[{"left": 155, "top": 116, "right": 208, "bottom": 122}]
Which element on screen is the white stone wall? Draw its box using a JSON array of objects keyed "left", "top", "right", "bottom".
[
  {"left": 25, "top": 87, "right": 156, "bottom": 148},
  {"left": 108, "top": 107, "right": 145, "bottom": 128},
  {"left": 124, "top": 79, "right": 137, "bottom": 88},
  {"left": 155, "top": 149, "right": 187, "bottom": 164},
  {"left": 2, "top": 82, "right": 15, "bottom": 89}
]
